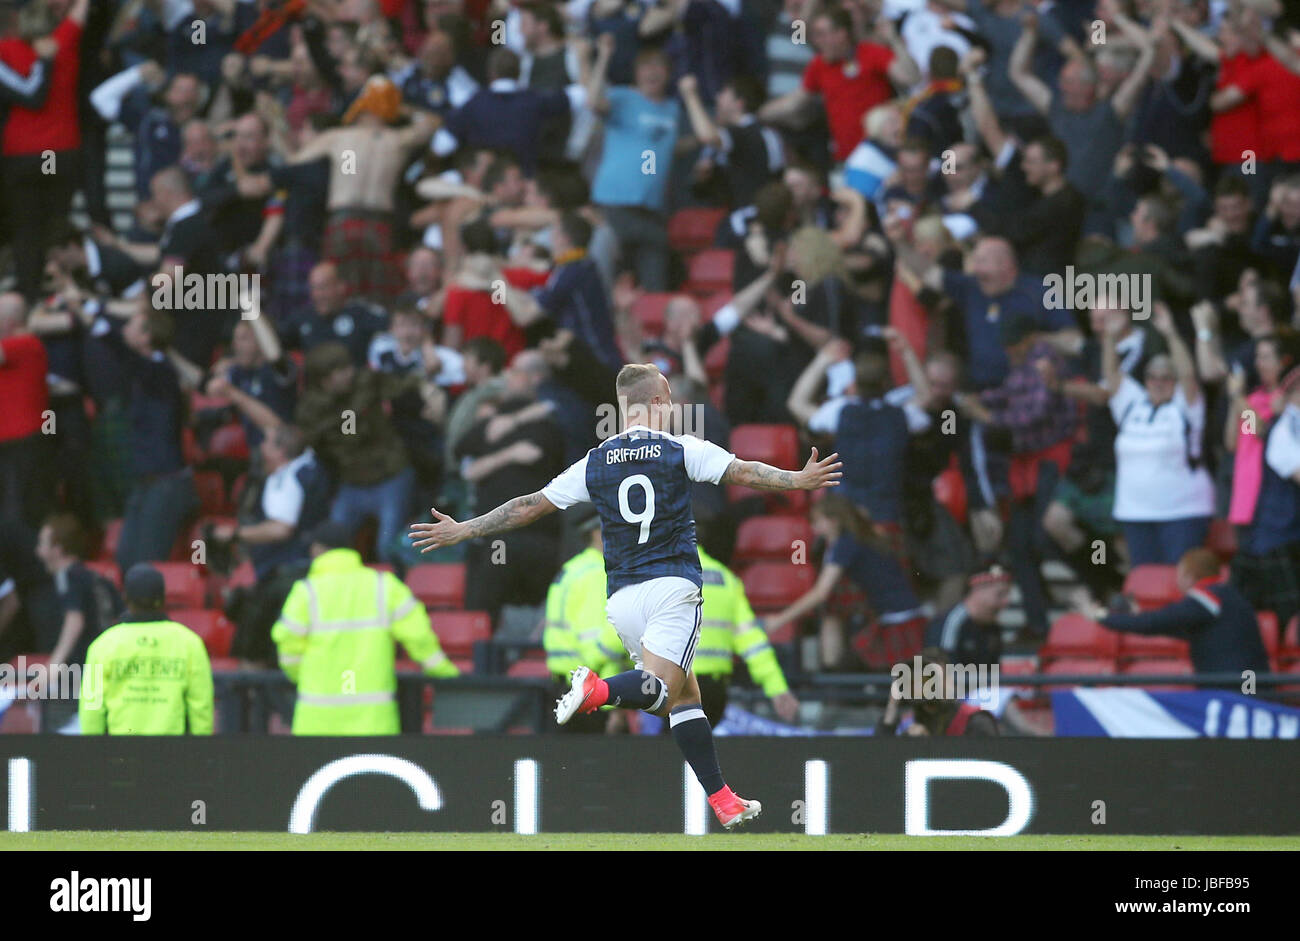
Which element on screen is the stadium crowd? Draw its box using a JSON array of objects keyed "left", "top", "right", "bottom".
[{"left": 0, "top": 0, "right": 1299, "bottom": 727}]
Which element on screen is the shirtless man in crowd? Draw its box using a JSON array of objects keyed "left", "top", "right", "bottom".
[{"left": 245, "top": 74, "right": 439, "bottom": 304}]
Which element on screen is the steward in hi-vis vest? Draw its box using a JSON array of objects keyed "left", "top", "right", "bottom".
[
  {"left": 80, "top": 563, "right": 213, "bottom": 735},
  {"left": 273, "top": 521, "right": 458, "bottom": 734},
  {"left": 693, "top": 547, "right": 798, "bottom": 726}
]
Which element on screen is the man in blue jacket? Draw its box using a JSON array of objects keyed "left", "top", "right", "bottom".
[{"left": 1090, "top": 547, "right": 1269, "bottom": 683}]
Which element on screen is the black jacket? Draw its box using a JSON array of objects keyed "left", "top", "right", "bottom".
[{"left": 1102, "top": 581, "right": 1269, "bottom": 678}]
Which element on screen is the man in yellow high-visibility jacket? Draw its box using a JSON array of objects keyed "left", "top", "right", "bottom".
[
  {"left": 694, "top": 546, "right": 799, "bottom": 726},
  {"left": 543, "top": 514, "right": 629, "bottom": 732},
  {"left": 272, "top": 521, "right": 458, "bottom": 734},
  {"left": 80, "top": 564, "right": 214, "bottom": 735}
]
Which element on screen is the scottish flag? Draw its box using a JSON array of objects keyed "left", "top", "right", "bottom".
[
  {"left": 844, "top": 141, "right": 897, "bottom": 202},
  {"left": 1052, "top": 689, "right": 1300, "bottom": 738}
]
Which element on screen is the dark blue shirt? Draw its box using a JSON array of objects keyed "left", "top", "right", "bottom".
[
  {"left": 119, "top": 94, "right": 180, "bottom": 200},
  {"left": 269, "top": 158, "right": 329, "bottom": 250},
  {"left": 282, "top": 300, "right": 389, "bottom": 365},
  {"left": 543, "top": 428, "right": 735, "bottom": 595},
  {"left": 1102, "top": 581, "right": 1269, "bottom": 678},
  {"left": 826, "top": 397, "right": 910, "bottom": 524},
  {"left": 227, "top": 359, "right": 298, "bottom": 449},
  {"left": 90, "top": 315, "right": 185, "bottom": 477},
  {"left": 397, "top": 64, "right": 476, "bottom": 116},
  {"left": 443, "top": 82, "right": 571, "bottom": 176},
  {"left": 532, "top": 258, "right": 622, "bottom": 370},
  {"left": 828, "top": 534, "right": 922, "bottom": 618},
  {"left": 925, "top": 602, "right": 1001, "bottom": 667},
  {"left": 942, "top": 270, "right": 1072, "bottom": 389},
  {"left": 167, "top": 16, "right": 236, "bottom": 86}
]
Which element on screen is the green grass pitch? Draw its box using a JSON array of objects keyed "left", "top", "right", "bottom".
[{"left": 2, "top": 832, "right": 1297, "bottom": 851}]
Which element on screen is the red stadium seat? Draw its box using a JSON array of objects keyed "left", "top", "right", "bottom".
[
  {"left": 1205, "top": 518, "right": 1237, "bottom": 561},
  {"left": 631, "top": 292, "right": 673, "bottom": 337},
  {"left": 1276, "top": 660, "right": 1300, "bottom": 696},
  {"left": 703, "top": 334, "right": 730, "bottom": 381},
  {"left": 1257, "top": 610, "right": 1279, "bottom": 658},
  {"left": 225, "top": 560, "right": 256, "bottom": 591},
  {"left": 507, "top": 657, "right": 552, "bottom": 679},
  {"left": 726, "top": 485, "right": 809, "bottom": 516},
  {"left": 733, "top": 515, "right": 815, "bottom": 567},
  {"left": 1119, "top": 658, "right": 1194, "bottom": 691},
  {"left": 171, "top": 608, "right": 236, "bottom": 657},
  {"left": 999, "top": 657, "right": 1038, "bottom": 678},
  {"left": 181, "top": 427, "right": 204, "bottom": 465},
  {"left": 1279, "top": 617, "right": 1300, "bottom": 666},
  {"left": 84, "top": 560, "right": 121, "bottom": 588},
  {"left": 700, "top": 291, "right": 731, "bottom": 321},
  {"left": 98, "top": 518, "right": 123, "bottom": 561},
  {"left": 193, "top": 471, "right": 228, "bottom": 517},
  {"left": 683, "top": 249, "right": 734, "bottom": 296},
  {"left": 154, "top": 563, "right": 208, "bottom": 609},
  {"left": 667, "top": 207, "right": 727, "bottom": 252},
  {"left": 406, "top": 563, "right": 466, "bottom": 610},
  {"left": 730, "top": 423, "right": 799, "bottom": 469},
  {"left": 932, "top": 464, "right": 968, "bottom": 527},
  {"left": 209, "top": 657, "right": 240, "bottom": 672},
  {"left": 1118, "top": 632, "right": 1190, "bottom": 663},
  {"left": 207, "top": 423, "right": 250, "bottom": 461},
  {"left": 451, "top": 657, "right": 475, "bottom": 674},
  {"left": 1123, "top": 565, "right": 1181, "bottom": 611},
  {"left": 430, "top": 610, "right": 492, "bottom": 658},
  {"left": 740, "top": 563, "right": 815, "bottom": 615},
  {"left": 1040, "top": 613, "right": 1120, "bottom": 663},
  {"left": 1042, "top": 657, "right": 1116, "bottom": 690}
]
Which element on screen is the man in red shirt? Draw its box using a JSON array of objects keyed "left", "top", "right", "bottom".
[
  {"left": 0, "top": 0, "right": 87, "bottom": 301},
  {"left": 759, "top": 7, "right": 918, "bottom": 163},
  {"left": 1211, "top": 10, "right": 1300, "bottom": 190},
  {"left": 441, "top": 218, "right": 549, "bottom": 358},
  {"left": 0, "top": 292, "right": 51, "bottom": 529},
  {"left": 1206, "top": 18, "right": 1261, "bottom": 171}
]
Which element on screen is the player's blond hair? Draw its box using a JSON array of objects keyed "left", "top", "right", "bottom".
[{"left": 616, "top": 363, "right": 664, "bottom": 408}]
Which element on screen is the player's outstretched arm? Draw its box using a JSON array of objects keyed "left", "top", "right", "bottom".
[
  {"left": 409, "top": 491, "right": 558, "bottom": 552},
  {"left": 718, "top": 447, "right": 842, "bottom": 492}
]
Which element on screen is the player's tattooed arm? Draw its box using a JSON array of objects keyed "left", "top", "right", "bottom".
[
  {"left": 719, "top": 447, "right": 843, "bottom": 491},
  {"left": 408, "top": 492, "right": 558, "bottom": 551},
  {"left": 721, "top": 461, "right": 799, "bottom": 490}
]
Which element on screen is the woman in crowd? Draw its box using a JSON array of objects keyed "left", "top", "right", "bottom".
[
  {"left": 764, "top": 492, "right": 926, "bottom": 670},
  {"left": 1103, "top": 301, "right": 1215, "bottom": 566}
]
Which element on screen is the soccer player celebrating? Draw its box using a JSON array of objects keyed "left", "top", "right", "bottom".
[{"left": 410, "top": 363, "right": 841, "bottom": 828}]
